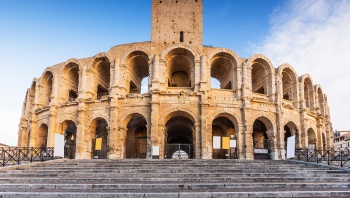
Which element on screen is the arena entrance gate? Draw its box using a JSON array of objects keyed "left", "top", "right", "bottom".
[{"left": 164, "top": 116, "right": 194, "bottom": 159}]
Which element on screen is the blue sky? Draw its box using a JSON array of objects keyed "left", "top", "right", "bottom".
[{"left": 0, "top": 0, "right": 349, "bottom": 146}]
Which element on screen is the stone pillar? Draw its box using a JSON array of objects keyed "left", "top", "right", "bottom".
[
  {"left": 236, "top": 65, "right": 242, "bottom": 98},
  {"left": 237, "top": 122, "right": 244, "bottom": 159},
  {"left": 75, "top": 103, "right": 87, "bottom": 159},
  {"left": 195, "top": 122, "right": 201, "bottom": 159},
  {"left": 108, "top": 98, "right": 118, "bottom": 159},
  {"left": 151, "top": 93, "right": 160, "bottom": 158},
  {"left": 200, "top": 101, "right": 209, "bottom": 159},
  {"left": 199, "top": 55, "right": 207, "bottom": 92},
  {"left": 275, "top": 73, "right": 284, "bottom": 160},
  {"left": 194, "top": 57, "right": 201, "bottom": 92},
  {"left": 47, "top": 106, "right": 57, "bottom": 147},
  {"left": 151, "top": 55, "right": 160, "bottom": 92}
]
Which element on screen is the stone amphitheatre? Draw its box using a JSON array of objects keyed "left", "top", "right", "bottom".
[{"left": 17, "top": 0, "right": 333, "bottom": 161}]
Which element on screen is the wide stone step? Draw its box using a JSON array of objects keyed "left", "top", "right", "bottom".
[
  {"left": 1, "top": 191, "right": 350, "bottom": 198},
  {"left": 0, "top": 182, "right": 349, "bottom": 191},
  {"left": 0, "top": 176, "right": 349, "bottom": 184}
]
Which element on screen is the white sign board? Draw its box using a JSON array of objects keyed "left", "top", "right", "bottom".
[
  {"left": 213, "top": 136, "right": 221, "bottom": 149},
  {"left": 152, "top": 146, "right": 160, "bottom": 156},
  {"left": 230, "top": 140, "right": 236, "bottom": 148},
  {"left": 286, "top": 135, "right": 296, "bottom": 159},
  {"left": 54, "top": 133, "right": 64, "bottom": 157}
]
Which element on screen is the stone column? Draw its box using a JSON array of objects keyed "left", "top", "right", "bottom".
[
  {"left": 199, "top": 55, "right": 207, "bottom": 91},
  {"left": 195, "top": 122, "right": 201, "bottom": 159},
  {"left": 151, "top": 94, "right": 160, "bottom": 158},
  {"left": 194, "top": 57, "right": 201, "bottom": 92},
  {"left": 75, "top": 103, "right": 87, "bottom": 159},
  {"left": 151, "top": 55, "right": 160, "bottom": 91},
  {"left": 237, "top": 122, "right": 244, "bottom": 159},
  {"left": 108, "top": 98, "right": 118, "bottom": 159},
  {"left": 200, "top": 101, "right": 209, "bottom": 159},
  {"left": 47, "top": 106, "right": 57, "bottom": 147}
]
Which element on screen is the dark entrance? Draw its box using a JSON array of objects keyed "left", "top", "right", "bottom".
[
  {"left": 212, "top": 116, "right": 236, "bottom": 159},
  {"left": 125, "top": 115, "right": 147, "bottom": 159},
  {"left": 63, "top": 121, "right": 77, "bottom": 159},
  {"left": 165, "top": 116, "right": 194, "bottom": 159},
  {"left": 91, "top": 119, "right": 108, "bottom": 159},
  {"left": 252, "top": 119, "right": 270, "bottom": 159}
]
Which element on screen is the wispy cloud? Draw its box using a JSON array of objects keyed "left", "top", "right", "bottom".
[{"left": 252, "top": 0, "right": 350, "bottom": 130}]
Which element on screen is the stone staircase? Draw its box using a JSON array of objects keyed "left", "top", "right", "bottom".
[{"left": 0, "top": 159, "right": 350, "bottom": 197}]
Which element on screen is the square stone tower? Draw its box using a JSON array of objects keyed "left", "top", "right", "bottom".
[{"left": 151, "top": 0, "right": 203, "bottom": 46}]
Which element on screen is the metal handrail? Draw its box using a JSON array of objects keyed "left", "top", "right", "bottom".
[
  {"left": 0, "top": 147, "right": 55, "bottom": 167},
  {"left": 294, "top": 148, "right": 350, "bottom": 167}
]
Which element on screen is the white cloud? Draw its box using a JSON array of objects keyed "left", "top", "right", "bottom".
[{"left": 253, "top": 0, "right": 350, "bottom": 130}]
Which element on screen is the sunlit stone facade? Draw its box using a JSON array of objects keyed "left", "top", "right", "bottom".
[{"left": 18, "top": 0, "right": 333, "bottom": 160}]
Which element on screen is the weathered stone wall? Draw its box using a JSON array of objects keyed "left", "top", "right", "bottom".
[{"left": 17, "top": 0, "right": 333, "bottom": 160}]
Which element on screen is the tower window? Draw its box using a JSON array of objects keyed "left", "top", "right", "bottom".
[{"left": 180, "top": 31, "right": 184, "bottom": 42}]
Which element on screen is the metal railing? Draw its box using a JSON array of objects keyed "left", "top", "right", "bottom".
[
  {"left": 293, "top": 148, "right": 350, "bottom": 167},
  {"left": 1, "top": 147, "right": 55, "bottom": 167},
  {"left": 165, "top": 144, "right": 193, "bottom": 159}
]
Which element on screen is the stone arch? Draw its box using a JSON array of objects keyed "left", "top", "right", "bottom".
[
  {"left": 277, "top": 64, "right": 299, "bottom": 108},
  {"left": 209, "top": 51, "right": 238, "bottom": 90},
  {"left": 315, "top": 84, "right": 325, "bottom": 115},
  {"left": 162, "top": 47, "right": 196, "bottom": 88},
  {"left": 39, "top": 70, "right": 54, "bottom": 106},
  {"left": 307, "top": 127, "right": 317, "bottom": 149},
  {"left": 123, "top": 113, "right": 148, "bottom": 158},
  {"left": 91, "top": 55, "right": 111, "bottom": 100},
  {"left": 299, "top": 74, "right": 315, "bottom": 109},
  {"left": 163, "top": 110, "right": 197, "bottom": 159},
  {"left": 160, "top": 44, "right": 197, "bottom": 60},
  {"left": 58, "top": 120, "right": 77, "bottom": 159},
  {"left": 123, "top": 50, "right": 150, "bottom": 94},
  {"left": 283, "top": 121, "right": 299, "bottom": 149},
  {"left": 252, "top": 116, "right": 275, "bottom": 159},
  {"left": 87, "top": 117, "right": 109, "bottom": 159},
  {"left": 162, "top": 109, "right": 197, "bottom": 125},
  {"left": 247, "top": 54, "right": 275, "bottom": 97},
  {"left": 209, "top": 112, "right": 239, "bottom": 159},
  {"left": 60, "top": 61, "right": 80, "bottom": 102},
  {"left": 37, "top": 123, "right": 48, "bottom": 148}
]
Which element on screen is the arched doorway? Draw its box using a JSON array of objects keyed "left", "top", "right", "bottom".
[
  {"left": 61, "top": 120, "right": 77, "bottom": 159},
  {"left": 164, "top": 113, "right": 195, "bottom": 159},
  {"left": 307, "top": 128, "right": 316, "bottom": 150},
  {"left": 125, "top": 114, "right": 148, "bottom": 158},
  {"left": 37, "top": 124, "right": 48, "bottom": 148},
  {"left": 89, "top": 118, "right": 108, "bottom": 159},
  {"left": 252, "top": 118, "right": 274, "bottom": 159},
  {"left": 212, "top": 116, "right": 236, "bottom": 159},
  {"left": 284, "top": 121, "right": 299, "bottom": 150}
]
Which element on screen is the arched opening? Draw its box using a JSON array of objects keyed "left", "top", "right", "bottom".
[
  {"left": 284, "top": 121, "right": 299, "bottom": 150},
  {"left": 317, "top": 88, "right": 325, "bottom": 115},
  {"left": 252, "top": 118, "right": 273, "bottom": 159},
  {"left": 166, "top": 48, "right": 194, "bottom": 88},
  {"left": 40, "top": 71, "right": 53, "bottom": 106},
  {"left": 212, "top": 116, "right": 235, "bottom": 159},
  {"left": 165, "top": 113, "right": 195, "bottom": 159},
  {"left": 251, "top": 59, "right": 269, "bottom": 95},
  {"left": 210, "top": 52, "right": 236, "bottom": 90},
  {"left": 307, "top": 128, "right": 316, "bottom": 150},
  {"left": 60, "top": 120, "right": 77, "bottom": 159},
  {"left": 125, "top": 114, "right": 147, "bottom": 158},
  {"left": 126, "top": 51, "right": 150, "bottom": 94},
  {"left": 89, "top": 118, "right": 108, "bottom": 159},
  {"left": 62, "top": 63, "right": 79, "bottom": 102},
  {"left": 37, "top": 124, "right": 48, "bottom": 148},
  {"left": 93, "top": 58, "right": 110, "bottom": 100},
  {"left": 304, "top": 78, "right": 314, "bottom": 108},
  {"left": 281, "top": 68, "right": 297, "bottom": 107}
]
